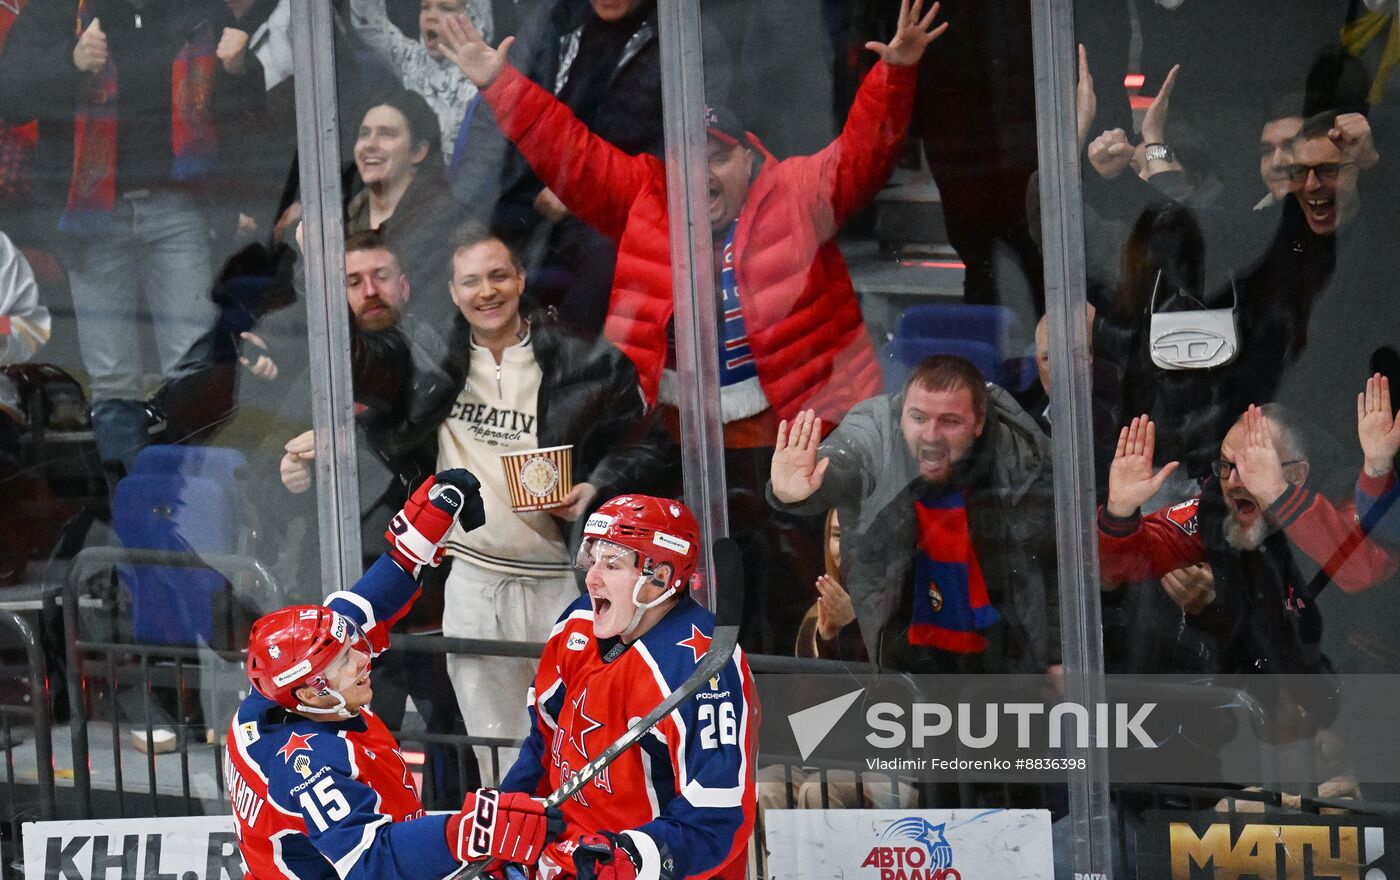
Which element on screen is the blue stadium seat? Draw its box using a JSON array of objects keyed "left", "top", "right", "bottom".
[{"left": 112, "top": 446, "right": 247, "bottom": 646}]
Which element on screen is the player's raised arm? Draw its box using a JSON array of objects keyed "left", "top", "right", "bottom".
[{"left": 324, "top": 469, "right": 486, "bottom": 653}]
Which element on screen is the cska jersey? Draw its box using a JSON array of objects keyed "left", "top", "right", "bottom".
[
  {"left": 501, "top": 594, "right": 758, "bottom": 880},
  {"left": 224, "top": 555, "right": 465, "bottom": 880}
]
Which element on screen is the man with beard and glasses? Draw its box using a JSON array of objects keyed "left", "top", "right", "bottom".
[
  {"left": 1097, "top": 406, "right": 1397, "bottom": 674},
  {"left": 767, "top": 355, "right": 1059, "bottom": 674}
]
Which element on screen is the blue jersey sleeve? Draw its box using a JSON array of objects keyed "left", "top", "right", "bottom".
[
  {"left": 635, "top": 646, "right": 755, "bottom": 879},
  {"left": 326, "top": 555, "right": 420, "bottom": 655},
  {"left": 265, "top": 729, "right": 461, "bottom": 880}
]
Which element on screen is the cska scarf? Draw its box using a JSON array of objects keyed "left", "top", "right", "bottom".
[
  {"left": 716, "top": 221, "right": 757, "bottom": 387},
  {"left": 62, "top": 0, "right": 219, "bottom": 233},
  {"left": 908, "top": 488, "right": 1000, "bottom": 653}
]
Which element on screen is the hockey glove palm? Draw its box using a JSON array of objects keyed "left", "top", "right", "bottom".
[
  {"left": 446, "top": 788, "right": 561, "bottom": 867},
  {"left": 387, "top": 468, "right": 486, "bottom": 570}
]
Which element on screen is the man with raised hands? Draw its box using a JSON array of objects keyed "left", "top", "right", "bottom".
[
  {"left": 1098, "top": 407, "right": 1396, "bottom": 674},
  {"left": 225, "top": 467, "right": 563, "bottom": 880},
  {"left": 436, "top": 0, "right": 946, "bottom": 433}
]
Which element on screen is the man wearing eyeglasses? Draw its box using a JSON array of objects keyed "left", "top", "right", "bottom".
[
  {"left": 1263, "top": 108, "right": 1400, "bottom": 495},
  {"left": 1283, "top": 112, "right": 1374, "bottom": 238},
  {"left": 1097, "top": 406, "right": 1396, "bottom": 674}
]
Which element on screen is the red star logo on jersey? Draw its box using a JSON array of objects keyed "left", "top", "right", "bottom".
[
  {"left": 569, "top": 689, "right": 605, "bottom": 758},
  {"left": 677, "top": 625, "right": 712, "bottom": 662},
  {"left": 277, "top": 731, "right": 317, "bottom": 763}
]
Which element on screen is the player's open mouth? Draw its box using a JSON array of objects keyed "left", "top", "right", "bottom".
[{"left": 592, "top": 595, "right": 612, "bottom": 616}]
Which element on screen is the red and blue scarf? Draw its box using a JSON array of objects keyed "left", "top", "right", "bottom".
[
  {"left": 61, "top": 0, "right": 219, "bottom": 233},
  {"left": 909, "top": 489, "right": 1000, "bottom": 653}
]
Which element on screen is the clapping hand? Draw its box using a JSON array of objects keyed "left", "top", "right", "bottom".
[
  {"left": 1358, "top": 373, "right": 1400, "bottom": 477},
  {"left": 1160, "top": 564, "right": 1216, "bottom": 615},
  {"left": 815, "top": 574, "right": 856, "bottom": 641},
  {"left": 864, "top": 0, "right": 949, "bottom": 68},
  {"left": 770, "top": 409, "right": 829, "bottom": 504},
  {"left": 1106, "top": 415, "right": 1179, "bottom": 518}
]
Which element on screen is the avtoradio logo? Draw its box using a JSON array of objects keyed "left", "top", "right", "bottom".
[{"left": 861, "top": 817, "right": 959, "bottom": 880}]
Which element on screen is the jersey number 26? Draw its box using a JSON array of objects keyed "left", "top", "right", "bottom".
[{"left": 698, "top": 702, "right": 738, "bottom": 749}]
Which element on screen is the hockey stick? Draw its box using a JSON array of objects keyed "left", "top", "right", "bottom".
[{"left": 455, "top": 537, "right": 745, "bottom": 880}]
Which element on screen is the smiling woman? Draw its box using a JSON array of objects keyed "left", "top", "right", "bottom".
[{"left": 343, "top": 88, "right": 467, "bottom": 328}]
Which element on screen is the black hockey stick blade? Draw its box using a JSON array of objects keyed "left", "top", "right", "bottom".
[{"left": 454, "top": 537, "right": 745, "bottom": 880}]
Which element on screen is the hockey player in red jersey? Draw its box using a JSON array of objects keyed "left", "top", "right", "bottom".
[
  {"left": 499, "top": 495, "right": 757, "bottom": 880},
  {"left": 225, "top": 468, "right": 563, "bottom": 880}
]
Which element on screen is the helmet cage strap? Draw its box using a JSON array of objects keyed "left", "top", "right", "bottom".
[
  {"left": 294, "top": 672, "right": 351, "bottom": 717},
  {"left": 620, "top": 565, "right": 679, "bottom": 638},
  {"left": 293, "top": 637, "right": 362, "bottom": 717}
]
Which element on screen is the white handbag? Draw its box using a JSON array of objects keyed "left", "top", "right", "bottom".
[{"left": 1148, "top": 269, "right": 1241, "bottom": 370}]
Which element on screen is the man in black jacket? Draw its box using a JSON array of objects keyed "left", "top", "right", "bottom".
[{"left": 419, "top": 222, "right": 673, "bottom": 782}]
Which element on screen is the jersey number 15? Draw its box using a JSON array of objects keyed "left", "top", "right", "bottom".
[{"left": 301, "top": 776, "right": 351, "bottom": 831}]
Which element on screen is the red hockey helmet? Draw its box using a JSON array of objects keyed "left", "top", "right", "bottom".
[
  {"left": 575, "top": 495, "right": 700, "bottom": 591},
  {"left": 246, "top": 605, "right": 369, "bottom": 714}
]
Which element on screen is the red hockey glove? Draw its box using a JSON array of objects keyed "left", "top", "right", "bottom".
[
  {"left": 387, "top": 468, "right": 485, "bottom": 570},
  {"left": 445, "top": 788, "right": 561, "bottom": 866},
  {"left": 574, "top": 832, "right": 660, "bottom": 880}
]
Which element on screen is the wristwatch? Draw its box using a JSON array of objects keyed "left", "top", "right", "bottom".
[{"left": 1144, "top": 143, "right": 1175, "bottom": 164}]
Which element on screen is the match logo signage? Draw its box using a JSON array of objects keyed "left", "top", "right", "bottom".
[{"left": 1137, "top": 812, "right": 1400, "bottom": 880}]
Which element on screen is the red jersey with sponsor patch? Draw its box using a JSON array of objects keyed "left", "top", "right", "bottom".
[
  {"left": 502, "top": 595, "right": 757, "bottom": 880},
  {"left": 223, "top": 556, "right": 463, "bottom": 880}
]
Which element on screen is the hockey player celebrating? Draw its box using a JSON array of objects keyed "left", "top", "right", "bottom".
[
  {"left": 499, "top": 495, "right": 757, "bottom": 880},
  {"left": 225, "top": 468, "right": 563, "bottom": 880}
]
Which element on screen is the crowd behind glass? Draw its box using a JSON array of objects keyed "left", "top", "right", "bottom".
[{"left": 0, "top": 0, "right": 1397, "bottom": 820}]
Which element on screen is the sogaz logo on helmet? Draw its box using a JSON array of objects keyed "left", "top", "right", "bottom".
[
  {"left": 584, "top": 514, "right": 615, "bottom": 536},
  {"left": 652, "top": 531, "right": 691, "bottom": 554}
]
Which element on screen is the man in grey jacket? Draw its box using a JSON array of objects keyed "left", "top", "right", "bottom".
[{"left": 768, "top": 355, "right": 1060, "bottom": 673}]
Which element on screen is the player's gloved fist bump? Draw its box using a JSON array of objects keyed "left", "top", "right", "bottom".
[
  {"left": 386, "top": 468, "right": 485, "bottom": 570},
  {"left": 446, "top": 788, "right": 561, "bottom": 867},
  {"left": 574, "top": 832, "right": 646, "bottom": 880}
]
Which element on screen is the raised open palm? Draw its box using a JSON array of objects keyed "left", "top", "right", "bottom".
[
  {"left": 770, "top": 409, "right": 829, "bottom": 504},
  {"left": 1106, "top": 415, "right": 1179, "bottom": 517}
]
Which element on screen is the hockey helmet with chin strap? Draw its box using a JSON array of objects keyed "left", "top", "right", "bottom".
[
  {"left": 246, "top": 605, "right": 371, "bottom": 717},
  {"left": 575, "top": 495, "right": 701, "bottom": 636}
]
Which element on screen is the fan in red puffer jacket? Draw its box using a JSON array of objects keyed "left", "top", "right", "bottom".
[{"left": 440, "top": 0, "right": 950, "bottom": 434}]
